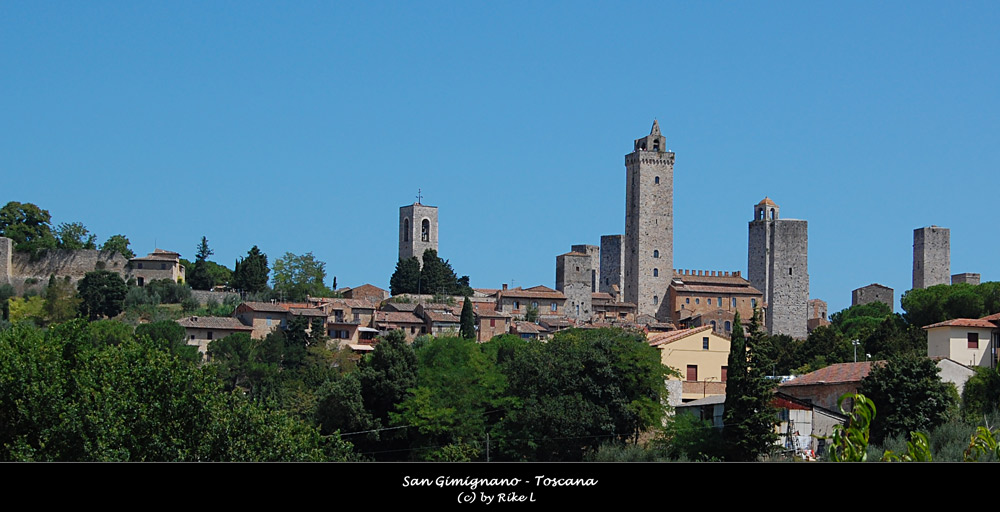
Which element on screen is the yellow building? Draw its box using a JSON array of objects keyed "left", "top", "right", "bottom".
[
  {"left": 924, "top": 317, "right": 997, "bottom": 368},
  {"left": 649, "top": 325, "right": 731, "bottom": 402}
]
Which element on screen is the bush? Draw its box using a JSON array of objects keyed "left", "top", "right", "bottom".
[
  {"left": 124, "top": 287, "right": 159, "bottom": 309},
  {"left": 181, "top": 297, "right": 200, "bottom": 312}
]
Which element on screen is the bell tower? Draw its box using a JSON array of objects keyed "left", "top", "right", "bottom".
[
  {"left": 624, "top": 120, "right": 674, "bottom": 320},
  {"left": 399, "top": 193, "right": 438, "bottom": 267}
]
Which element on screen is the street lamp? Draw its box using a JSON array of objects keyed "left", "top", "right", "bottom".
[{"left": 852, "top": 339, "right": 860, "bottom": 363}]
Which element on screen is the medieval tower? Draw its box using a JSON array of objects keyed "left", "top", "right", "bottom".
[
  {"left": 747, "top": 198, "right": 809, "bottom": 339},
  {"left": 912, "top": 226, "right": 950, "bottom": 289},
  {"left": 600, "top": 234, "right": 624, "bottom": 298},
  {"left": 399, "top": 201, "right": 438, "bottom": 267},
  {"left": 624, "top": 120, "right": 673, "bottom": 320}
]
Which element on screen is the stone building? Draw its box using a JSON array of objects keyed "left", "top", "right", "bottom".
[
  {"left": 600, "top": 234, "right": 624, "bottom": 298},
  {"left": 852, "top": 283, "right": 893, "bottom": 309},
  {"left": 807, "top": 299, "right": 831, "bottom": 333},
  {"left": 912, "top": 226, "right": 950, "bottom": 289},
  {"left": 668, "top": 269, "right": 762, "bottom": 336},
  {"left": 952, "top": 273, "right": 981, "bottom": 286},
  {"left": 624, "top": 121, "right": 674, "bottom": 320},
  {"left": 399, "top": 201, "right": 438, "bottom": 267},
  {"left": 748, "top": 198, "right": 809, "bottom": 339},
  {"left": 556, "top": 249, "right": 594, "bottom": 321},
  {"left": 130, "top": 249, "right": 185, "bottom": 286}
]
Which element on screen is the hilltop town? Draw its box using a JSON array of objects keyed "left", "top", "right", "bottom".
[{"left": 1, "top": 121, "right": 997, "bottom": 462}]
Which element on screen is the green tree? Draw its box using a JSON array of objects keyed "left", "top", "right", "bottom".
[
  {"left": 0, "top": 201, "right": 57, "bottom": 253},
  {"left": 272, "top": 252, "right": 334, "bottom": 301},
  {"left": 54, "top": 222, "right": 96, "bottom": 250},
  {"left": 389, "top": 256, "right": 421, "bottom": 295},
  {"left": 232, "top": 246, "right": 269, "bottom": 293},
  {"left": 43, "top": 275, "right": 80, "bottom": 324},
  {"left": 0, "top": 284, "right": 15, "bottom": 321},
  {"left": 101, "top": 234, "right": 135, "bottom": 259},
  {"left": 460, "top": 296, "right": 476, "bottom": 340},
  {"left": 418, "top": 250, "right": 473, "bottom": 296},
  {"left": 960, "top": 366, "right": 1000, "bottom": 423},
  {"left": 494, "top": 328, "right": 669, "bottom": 461},
  {"left": 858, "top": 353, "right": 957, "bottom": 445},
  {"left": 721, "top": 310, "right": 778, "bottom": 461},
  {"left": 8, "top": 296, "right": 45, "bottom": 324},
  {"left": 135, "top": 320, "right": 198, "bottom": 362},
  {"left": 188, "top": 237, "right": 215, "bottom": 290},
  {"left": 77, "top": 270, "right": 128, "bottom": 320}
]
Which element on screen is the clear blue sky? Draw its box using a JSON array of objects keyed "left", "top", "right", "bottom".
[{"left": 3, "top": 2, "right": 998, "bottom": 314}]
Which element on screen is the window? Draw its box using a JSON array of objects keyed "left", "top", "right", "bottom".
[
  {"left": 969, "top": 332, "right": 980, "bottom": 349},
  {"left": 653, "top": 268, "right": 658, "bottom": 277},
  {"left": 207, "top": 331, "right": 213, "bottom": 340},
  {"left": 653, "top": 295, "right": 658, "bottom": 305},
  {"left": 702, "top": 337, "right": 709, "bottom": 350},
  {"left": 725, "top": 321, "right": 731, "bottom": 331},
  {"left": 654, "top": 176, "right": 660, "bottom": 184},
  {"left": 421, "top": 219, "right": 430, "bottom": 242},
  {"left": 707, "top": 298, "right": 712, "bottom": 306},
  {"left": 789, "top": 267, "right": 793, "bottom": 275},
  {"left": 513, "top": 301, "right": 520, "bottom": 310},
  {"left": 160, "top": 263, "right": 166, "bottom": 270},
  {"left": 653, "top": 250, "right": 659, "bottom": 258},
  {"left": 490, "top": 318, "right": 495, "bottom": 327},
  {"left": 710, "top": 320, "right": 716, "bottom": 330},
  {"left": 551, "top": 302, "right": 557, "bottom": 312},
  {"left": 721, "top": 366, "right": 728, "bottom": 382},
  {"left": 353, "top": 312, "right": 360, "bottom": 322},
  {"left": 190, "top": 335, "right": 195, "bottom": 341},
  {"left": 411, "top": 326, "right": 416, "bottom": 334},
  {"left": 718, "top": 297, "right": 722, "bottom": 307},
  {"left": 685, "top": 298, "right": 690, "bottom": 304},
  {"left": 751, "top": 298, "right": 757, "bottom": 308},
  {"left": 137, "top": 263, "right": 143, "bottom": 269},
  {"left": 532, "top": 301, "right": 538, "bottom": 309},
  {"left": 403, "top": 218, "right": 409, "bottom": 241},
  {"left": 266, "top": 316, "right": 272, "bottom": 326},
  {"left": 695, "top": 298, "right": 700, "bottom": 304},
  {"left": 732, "top": 297, "right": 737, "bottom": 308},
  {"left": 686, "top": 365, "right": 698, "bottom": 382}
]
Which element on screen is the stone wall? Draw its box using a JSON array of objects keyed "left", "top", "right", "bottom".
[
  {"left": 570, "top": 244, "right": 600, "bottom": 293},
  {"left": 952, "top": 273, "right": 980, "bottom": 286},
  {"left": 1, "top": 236, "right": 131, "bottom": 294},
  {"left": 768, "top": 219, "right": 809, "bottom": 339},
  {"left": 913, "top": 226, "right": 950, "bottom": 289},
  {"left": 599, "top": 235, "right": 624, "bottom": 296},
  {"left": 190, "top": 289, "right": 241, "bottom": 306}
]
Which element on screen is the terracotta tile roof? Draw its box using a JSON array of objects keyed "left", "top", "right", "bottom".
[
  {"left": 424, "top": 311, "right": 460, "bottom": 323},
  {"left": 757, "top": 197, "right": 777, "bottom": 206},
  {"left": 979, "top": 312, "right": 1000, "bottom": 322},
  {"left": 540, "top": 317, "right": 573, "bottom": 329},
  {"left": 558, "top": 251, "right": 589, "bottom": 257},
  {"left": 239, "top": 301, "right": 290, "bottom": 313},
  {"left": 924, "top": 318, "right": 997, "bottom": 329},
  {"left": 779, "top": 362, "right": 878, "bottom": 387},
  {"left": 647, "top": 325, "right": 712, "bottom": 347},
  {"left": 671, "top": 283, "right": 763, "bottom": 295},
  {"left": 591, "top": 292, "right": 615, "bottom": 301},
  {"left": 375, "top": 311, "right": 423, "bottom": 324},
  {"left": 499, "top": 286, "right": 566, "bottom": 300},
  {"left": 177, "top": 316, "right": 252, "bottom": 331},
  {"left": 513, "top": 322, "right": 543, "bottom": 334},
  {"left": 384, "top": 302, "right": 419, "bottom": 312},
  {"left": 318, "top": 297, "right": 375, "bottom": 310}
]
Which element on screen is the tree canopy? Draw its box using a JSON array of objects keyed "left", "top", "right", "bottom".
[
  {"left": 232, "top": 245, "right": 270, "bottom": 293},
  {"left": 101, "top": 234, "right": 135, "bottom": 259},
  {"left": 0, "top": 201, "right": 57, "bottom": 253},
  {"left": 389, "top": 250, "right": 473, "bottom": 296},
  {"left": 272, "top": 251, "right": 334, "bottom": 301},
  {"left": 722, "top": 310, "right": 778, "bottom": 461},
  {"left": 858, "top": 353, "right": 957, "bottom": 445},
  {"left": 54, "top": 222, "right": 96, "bottom": 250},
  {"left": 77, "top": 270, "right": 128, "bottom": 320}
]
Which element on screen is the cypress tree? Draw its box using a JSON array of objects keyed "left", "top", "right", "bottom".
[
  {"left": 722, "top": 309, "right": 778, "bottom": 461},
  {"left": 460, "top": 296, "right": 476, "bottom": 340}
]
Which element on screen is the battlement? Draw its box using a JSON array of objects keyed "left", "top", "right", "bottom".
[{"left": 673, "top": 269, "right": 742, "bottom": 278}]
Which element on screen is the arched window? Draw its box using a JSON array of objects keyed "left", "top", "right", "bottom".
[
  {"left": 769, "top": 208, "right": 776, "bottom": 220},
  {"left": 421, "top": 219, "right": 430, "bottom": 242},
  {"left": 710, "top": 320, "right": 717, "bottom": 330},
  {"left": 403, "top": 218, "right": 409, "bottom": 241},
  {"left": 654, "top": 176, "right": 660, "bottom": 184},
  {"left": 653, "top": 268, "right": 658, "bottom": 277},
  {"left": 653, "top": 250, "right": 659, "bottom": 258},
  {"left": 725, "top": 321, "right": 731, "bottom": 331},
  {"left": 751, "top": 298, "right": 757, "bottom": 308},
  {"left": 653, "top": 295, "right": 658, "bottom": 305}
]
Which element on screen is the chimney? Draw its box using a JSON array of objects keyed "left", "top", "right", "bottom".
[{"left": 502, "top": 283, "right": 508, "bottom": 291}]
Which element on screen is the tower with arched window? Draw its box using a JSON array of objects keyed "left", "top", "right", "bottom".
[
  {"left": 748, "top": 197, "right": 809, "bottom": 339},
  {"left": 399, "top": 201, "right": 438, "bottom": 267},
  {"left": 624, "top": 120, "right": 674, "bottom": 320}
]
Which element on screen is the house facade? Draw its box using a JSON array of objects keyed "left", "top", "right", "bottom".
[{"left": 649, "top": 325, "right": 731, "bottom": 402}]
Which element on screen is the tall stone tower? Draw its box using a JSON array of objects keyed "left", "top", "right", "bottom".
[
  {"left": 912, "top": 226, "right": 950, "bottom": 289},
  {"left": 600, "top": 234, "right": 624, "bottom": 298},
  {"left": 556, "top": 249, "right": 594, "bottom": 321},
  {"left": 399, "top": 202, "right": 438, "bottom": 267},
  {"left": 624, "top": 120, "right": 673, "bottom": 320},
  {"left": 747, "top": 198, "right": 809, "bottom": 339}
]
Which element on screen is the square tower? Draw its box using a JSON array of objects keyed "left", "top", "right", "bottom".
[
  {"left": 399, "top": 202, "right": 438, "bottom": 266},
  {"left": 912, "top": 226, "right": 950, "bottom": 289},
  {"left": 556, "top": 249, "right": 594, "bottom": 321},
  {"left": 600, "top": 234, "right": 624, "bottom": 298},
  {"left": 624, "top": 120, "right": 674, "bottom": 320},
  {"left": 748, "top": 198, "right": 809, "bottom": 339}
]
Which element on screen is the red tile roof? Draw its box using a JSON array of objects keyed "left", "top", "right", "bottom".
[
  {"left": 779, "top": 362, "right": 879, "bottom": 387},
  {"left": 923, "top": 318, "right": 997, "bottom": 329},
  {"left": 647, "top": 325, "right": 712, "bottom": 347},
  {"left": 979, "top": 312, "right": 1000, "bottom": 322},
  {"left": 499, "top": 286, "right": 566, "bottom": 300},
  {"left": 177, "top": 316, "right": 252, "bottom": 331},
  {"left": 375, "top": 311, "right": 423, "bottom": 324}
]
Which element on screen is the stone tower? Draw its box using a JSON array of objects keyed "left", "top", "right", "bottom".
[
  {"left": 624, "top": 120, "right": 674, "bottom": 320},
  {"left": 747, "top": 198, "right": 809, "bottom": 339},
  {"left": 600, "top": 234, "right": 624, "bottom": 298},
  {"left": 399, "top": 202, "right": 438, "bottom": 267},
  {"left": 0, "top": 236, "right": 11, "bottom": 286},
  {"left": 912, "top": 226, "right": 950, "bottom": 289},
  {"left": 556, "top": 249, "right": 594, "bottom": 321}
]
